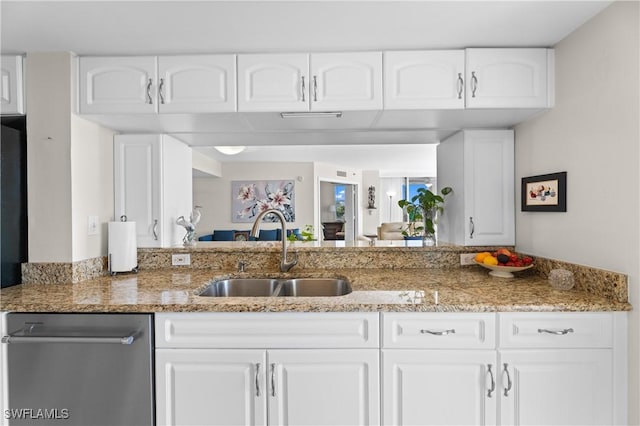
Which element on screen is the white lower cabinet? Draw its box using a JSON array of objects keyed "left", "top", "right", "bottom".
[
  {"left": 383, "top": 350, "right": 497, "bottom": 425},
  {"left": 381, "top": 312, "right": 625, "bottom": 426},
  {"left": 155, "top": 312, "right": 626, "bottom": 426},
  {"left": 498, "top": 349, "right": 612, "bottom": 426},
  {"left": 155, "top": 313, "right": 380, "bottom": 426},
  {"left": 382, "top": 313, "right": 497, "bottom": 425},
  {"left": 156, "top": 349, "right": 267, "bottom": 426}
]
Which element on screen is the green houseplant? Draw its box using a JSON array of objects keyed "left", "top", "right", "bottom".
[{"left": 397, "top": 186, "right": 453, "bottom": 244}]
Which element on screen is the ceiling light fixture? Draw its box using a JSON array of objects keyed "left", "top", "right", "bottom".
[
  {"left": 214, "top": 146, "right": 246, "bottom": 155},
  {"left": 280, "top": 112, "right": 343, "bottom": 119}
]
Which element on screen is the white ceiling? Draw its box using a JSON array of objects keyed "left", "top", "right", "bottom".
[
  {"left": 0, "top": 0, "right": 612, "bottom": 174},
  {"left": 1, "top": 1, "right": 611, "bottom": 55}
]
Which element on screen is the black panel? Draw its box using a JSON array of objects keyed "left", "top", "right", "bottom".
[{"left": 1, "top": 116, "right": 28, "bottom": 287}]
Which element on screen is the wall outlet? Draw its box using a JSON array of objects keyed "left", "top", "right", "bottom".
[
  {"left": 87, "top": 215, "right": 99, "bottom": 235},
  {"left": 172, "top": 254, "right": 191, "bottom": 266},
  {"left": 460, "top": 253, "right": 477, "bottom": 266}
]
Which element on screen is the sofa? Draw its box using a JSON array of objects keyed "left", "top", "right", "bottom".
[
  {"left": 376, "top": 222, "right": 421, "bottom": 240},
  {"left": 198, "top": 228, "right": 301, "bottom": 242}
]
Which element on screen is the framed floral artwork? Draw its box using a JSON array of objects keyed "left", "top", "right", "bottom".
[
  {"left": 232, "top": 180, "right": 295, "bottom": 222},
  {"left": 521, "top": 171, "right": 567, "bottom": 212}
]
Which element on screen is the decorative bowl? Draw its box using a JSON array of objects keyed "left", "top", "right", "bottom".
[{"left": 474, "top": 260, "right": 534, "bottom": 278}]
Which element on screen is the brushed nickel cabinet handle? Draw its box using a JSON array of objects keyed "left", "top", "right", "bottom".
[
  {"left": 270, "top": 363, "right": 276, "bottom": 397},
  {"left": 146, "top": 78, "right": 153, "bottom": 104},
  {"left": 538, "top": 328, "right": 574, "bottom": 335},
  {"left": 487, "top": 364, "right": 496, "bottom": 398},
  {"left": 420, "top": 329, "right": 456, "bottom": 336},
  {"left": 457, "top": 73, "right": 464, "bottom": 99},
  {"left": 301, "top": 76, "right": 306, "bottom": 102},
  {"left": 313, "top": 76, "right": 318, "bottom": 102},
  {"left": 469, "top": 217, "right": 475, "bottom": 239},
  {"left": 255, "top": 363, "right": 261, "bottom": 397},
  {"left": 471, "top": 71, "right": 478, "bottom": 98},
  {"left": 152, "top": 219, "right": 158, "bottom": 241},
  {"left": 503, "top": 363, "right": 512, "bottom": 397},
  {"left": 158, "top": 78, "right": 165, "bottom": 104}
]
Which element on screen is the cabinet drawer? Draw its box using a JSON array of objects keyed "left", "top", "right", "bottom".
[
  {"left": 499, "top": 313, "right": 613, "bottom": 348},
  {"left": 155, "top": 312, "right": 379, "bottom": 349},
  {"left": 382, "top": 313, "right": 496, "bottom": 349}
]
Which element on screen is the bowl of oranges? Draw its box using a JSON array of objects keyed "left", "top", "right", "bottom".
[{"left": 474, "top": 249, "right": 534, "bottom": 278}]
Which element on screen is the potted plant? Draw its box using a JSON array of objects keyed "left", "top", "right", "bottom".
[{"left": 397, "top": 186, "right": 453, "bottom": 244}]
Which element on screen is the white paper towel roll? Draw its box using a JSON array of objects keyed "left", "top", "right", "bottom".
[{"left": 108, "top": 221, "right": 137, "bottom": 273}]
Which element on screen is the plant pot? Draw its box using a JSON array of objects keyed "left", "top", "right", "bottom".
[{"left": 403, "top": 236, "right": 422, "bottom": 241}]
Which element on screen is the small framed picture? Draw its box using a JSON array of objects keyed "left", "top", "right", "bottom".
[{"left": 521, "top": 172, "right": 567, "bottom": 212}]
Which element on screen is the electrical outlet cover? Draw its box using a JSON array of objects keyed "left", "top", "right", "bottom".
[
  {"left": 460, "top": 253, "right": 477, "bottom": 266},
  {"left": 172, "top": 254, "right": 191, "bottom": 266}
]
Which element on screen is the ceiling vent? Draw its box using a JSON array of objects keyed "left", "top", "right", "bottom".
[{"left": 337, "top": 171, "right": 347, "bottom": 177}]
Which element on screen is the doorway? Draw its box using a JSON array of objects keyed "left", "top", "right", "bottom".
[{"left": 319, "top": 181, "right": 358, "bottom": 242}]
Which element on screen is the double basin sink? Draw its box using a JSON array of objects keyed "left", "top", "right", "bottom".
[{"left": 198, "top": 277, "right": 352, "bottom": 298}]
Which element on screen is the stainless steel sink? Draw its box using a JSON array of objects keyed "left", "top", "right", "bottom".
[
  {"left": 280, "top": 278, "right": 352, "bottom": 297},
  {"left": 197, "top": 278, "right": 352, "bottom": 297}
]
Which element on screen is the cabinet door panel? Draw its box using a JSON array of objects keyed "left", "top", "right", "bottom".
[
  {"left": 383, "top": 350, "right": 497, "bottom": 426},
  {"left": 159, "top": 55, "right": 236, "bottom": 113},
  {"left": 500, "top": 350, "right": 612, "bottom": 426},
  {"left": 238, "top": 54, "right": 308, "bottom": 111},
  {"left": 311, "top": 52, "right": 382, "bottom": 111},
  {"left": 463, "top": 130, "right": 514, "bottom": 245},
  {"left": 156, "top": 349, "right": 267, "bottom": 426},
  {"left": 384, "top": 50, "right": 464, "bottom": 109},
  {"left": 269, "top": 349, "right": 379, "bottom": 426},
  {"left": 466, "top": 49, "right": 548, "bottom": 108},
  {"left": 79, "top": 56, "right": 157, "bottom": 113},
  {"left": 114, "top": 135, "right": 161, "bottom": 247}
]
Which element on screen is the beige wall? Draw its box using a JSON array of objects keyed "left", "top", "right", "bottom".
[
  {"left": 514, "top": 2, "right": 640, "bottom": 421},
  {"left": 26, "top": 52, "right": 115, "bottom": 263},
  {"left": 26, "top": 52, "right": 73, "bottom": 262},
  {"left": 193, "top": 162, "right": 315, "bottom": 236}
]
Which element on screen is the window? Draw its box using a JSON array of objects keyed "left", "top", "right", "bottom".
[{"left": 335, "top": 185, "right": 345, "bottom": 220}]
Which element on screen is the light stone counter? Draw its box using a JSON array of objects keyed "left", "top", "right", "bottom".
[{"left": 0, "top": 267, "right": 631, "bottom": 313}]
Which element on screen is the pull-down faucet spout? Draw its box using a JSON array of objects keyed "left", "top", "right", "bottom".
[{"left": 250, "top": 209, "right": 298, "bottom": 272}]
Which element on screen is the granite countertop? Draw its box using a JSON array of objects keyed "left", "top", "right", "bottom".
[{"left": 0, "top": 267, "right": 631, "bottom": 313}]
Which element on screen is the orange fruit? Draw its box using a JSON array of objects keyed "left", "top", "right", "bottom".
[
  {"left": 475, "top": 252, "right": 491, "bottom": 262},
  {"left": 483, "top": 255, "right": 499, "bottom": 266}
]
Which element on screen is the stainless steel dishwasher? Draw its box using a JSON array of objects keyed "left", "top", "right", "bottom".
[{"left": 2, "top": 313, "right": 154, "bottom": 426}]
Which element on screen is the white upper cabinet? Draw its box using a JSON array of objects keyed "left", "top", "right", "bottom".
[
  {"left": 465, "top": 48, "right": 551, "bottom": 108},
  {"left": 79, "top": 55, "right": 236, "bottom": 114},
  {"left": 238, "top": 52, "right": 382, "bottom": 112},
  {"left": 158, "top": 55, "right": 236, "bottom": 113},
  {"left": 384, "top": 50, "right": 465, "bottom": 109},
  {"left": 80, "top": 56, "right": 157, "bottom": 114},
  {"left": 237, "top": 54, "right": 308, "bottom": 112},
  {"left": 310, "top": 52, "right": 382, "bottom": 111},
  {"left": 1, "top": 55, "right": 25, "bottom": 115},
  {"left": 437, "top": 130, "right": 515, "bottom": 246}
]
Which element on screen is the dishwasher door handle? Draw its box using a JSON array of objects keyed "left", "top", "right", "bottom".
[{"left": 1, "top": 334, "right": 137, "bottom": 345}]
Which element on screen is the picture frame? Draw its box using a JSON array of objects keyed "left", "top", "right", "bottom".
[{"left": 521, "top": 172, "right": 567, "bottom": 212}]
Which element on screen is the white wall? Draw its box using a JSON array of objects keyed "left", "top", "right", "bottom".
[
  {"left": 70, "top": 116, "right": 115, "bottom": 261},
  {"left": 514, "top": 2, "right": 640, "bottom": 422},
  {"left": 193, "top": 162, "right": 315, "bottom": 235},
  {"left": 26, "top": 52, "right": 73, "bottom": 263}
]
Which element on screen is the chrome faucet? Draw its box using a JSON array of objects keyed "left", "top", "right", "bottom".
[{"left": 250, "top": 209, "right": 298, "bottom": 272}]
